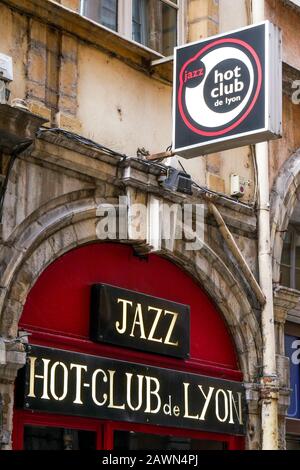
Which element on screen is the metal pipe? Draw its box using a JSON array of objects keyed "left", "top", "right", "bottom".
[
  {"left": 256, "top": 142, "right": 279, "bottom": 450},
  {"left": 208, "top": 202, "right": 266, "bottom": 306},
  {"left": 252, "top": 0, "right": 265, "bottom": 23},
  {"left": 252, "top": 0, "right": 279, "bottom": 451}
]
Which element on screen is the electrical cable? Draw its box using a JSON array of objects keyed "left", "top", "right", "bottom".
[
  {"left": 37, "top": 128, "right": 129, "bottom": 160},
  {"left": 0, "top": 140, "right": 32, "bottom": 223},
  {"left": 178, "top": 160, "right": 188, "bottom": 174},
  {"left": 38, "top": 128, "right": 169, "bottom": 174},
  {"left": 1, "top": 128, "right": 254, "bottom": 221},
  {"left": 178, "top": 158, "right": 255, "bottom": 210},
  {"left": 44, "top": 127, "right": 254, "bottom": 209}
]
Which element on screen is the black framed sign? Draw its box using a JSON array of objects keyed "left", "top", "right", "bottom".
[
  {"left": 90, "top": 284, "right": 190, "bottom": 359},
  {"left": 18, "top": 345, "right": 247, "bottom": 436},
  {"left": 173, "top": 21, "right": 282, "bottom": 158}
]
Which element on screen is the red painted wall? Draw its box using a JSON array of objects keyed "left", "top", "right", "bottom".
[{"left": 20, "top": 243, "right": 241, "bottom": 380}]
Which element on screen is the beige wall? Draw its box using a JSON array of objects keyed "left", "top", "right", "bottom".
[
  {"left": 59, "top": 0, "right": 80, "bottom": 11},
  {"left": 219, "top": 0, "right": 249, "bottom": 32},
  {"left": 265, "top": 0, "right": 300, "bottom": 188},
  {"left": 270, "top": 95, "right": 300, "bottom": 189},
  {"left": 187, "top": 0, "right": 219, "bottom": 40},
  {"left": 0, "top": 4, "right": 27, "bottom": 106},
  {"left": 77, "top": 45, "right": 172, "bottom": 156},
  {"left": 1, "top": 0, "right": 299, "bottom": 200},
  {"left": 0, "top": 0, "right": 260, "bottom": 201},
  {"left": 266, "top": 0, "right": 300, "bottom": 70},
  {"left": 0, "top": 2, "right": 173, "bottom": 158}
]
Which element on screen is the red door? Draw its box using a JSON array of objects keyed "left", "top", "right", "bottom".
[{"left": 13, "top": 243, "right": 244, "bottom": 450}]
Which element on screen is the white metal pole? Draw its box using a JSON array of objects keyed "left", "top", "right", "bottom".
[
  {"left": 256, "top": 142, "right": 279, "bottom": 450},
  {"left": 252, "top": 0, "right": 279, "bottom": 450},
  {"left": 252, "top": 0, "right": 265, "bottom": 23}
]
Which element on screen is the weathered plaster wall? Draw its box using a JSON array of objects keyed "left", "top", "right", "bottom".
[
  {"left": 270, "top": 95, "right": 300, "bottom": 190},
  {"left": 265, "top": 1, "right": 300, "bottom": 189},
  {"left": 266, "top": 0, "right": 300, "bottom": 70},
  {"left": 0, "top": 1, "right": 259, "bottom": 201},
  {"left": 0, "top": 4, "right": 27, "bottom": 105},
  {"left": 2, "top": 157, "right": 95, "bottom": 241},
  {"left": 0, "top": 0, "right": 272, "bottom": 449},
  {"left": 77, "top": 44, "right": 172, "bottom": 156},
  {"left": 0, "top": 132, "right": 263, "bottom": 448},
  {"left": 219, "top": 0, "right": 249, "bottom": 32}
]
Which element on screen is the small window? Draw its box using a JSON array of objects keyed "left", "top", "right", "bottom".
[
  {"left": 132, "top": 0, "right": 178, "bottom": 56},
  {"left": 24, "top": 425, "right": 97, "bottom": 450},
  {"left": 132, "top": 0, "right": 148, "bottom": 46},
  {"left": 280, "top": 226, "right": 300, "bottom": 291},
  {"left": 81, "top": 0, "right": 118, "bottom": 31},
  {"left": 114, "top": 430, "right": 227, "bottom": 450},
  {"left": 81, "top": 0, "right": 181, "bottom": 56},
  {"left": 286, "top": 435, "right": 300, "bottom": 450}
]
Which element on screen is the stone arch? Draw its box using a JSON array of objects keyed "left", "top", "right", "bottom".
[
  {"left": 0, "top": 188, "right": 262, "bottom": 385},
  {"left": 270, "top": 148, "right": 300, "bottom": 284}
]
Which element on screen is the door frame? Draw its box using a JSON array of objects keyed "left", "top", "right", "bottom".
[
  {"left": 12, "top": 410, "right": 103, "bottom": 450},
  {"left": 13, "top": 409, "right": 244, "bottom": 450},
  {"left": 103, "top": 420, "right": 244, "bottom": 450}
]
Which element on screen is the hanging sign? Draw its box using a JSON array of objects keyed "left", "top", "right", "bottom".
[
  {"left": 18, "top": 345, "right": 246, "bottom": 436},
  {"left": 173, "top": 21, "right": 282, "bottom": 158},
  {"left": 90, "top": 284, "right": 190, "bottom": 359}
]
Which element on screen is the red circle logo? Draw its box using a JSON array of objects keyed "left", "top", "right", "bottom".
[{"left": 178, "top": 38, "right": 263, "bottom": 137}]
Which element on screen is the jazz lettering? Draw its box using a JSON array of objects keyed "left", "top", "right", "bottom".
[
  {"left": 115, "top": 298, "right": 179, "bottom": 346},
  {"left": 90, "top": 285, "right": 190, "bottom": 358},
  {"left": 184, "top": 67, "right": 205, "bottom": 83}
]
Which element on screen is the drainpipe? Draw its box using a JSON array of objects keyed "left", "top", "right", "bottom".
[
  {"left": 256, "top": 142, "right": 279, "bottom": 450},
  {"left": 252, "top": 1, "right": 279, "bottom": 450}
]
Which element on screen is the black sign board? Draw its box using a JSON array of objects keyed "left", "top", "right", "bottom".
[
  {"left": 90, "top": 284, "right": 190, "bottom": 359},
  {"left": 19, "top": 345, "right": 246, "bottom": 436},
  {"left": 173, "top": 21, "right": 282, "bottom": 158}
]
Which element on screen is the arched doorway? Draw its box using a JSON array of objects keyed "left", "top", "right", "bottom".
[
  {"left": 271, "top": 148, "right": 300, "bottom": 449},
  {"left": 278, "top": 200, "right": 300, "bottom": 449},
  {"left": 12, "top": 242, "right": 245, "bottom": 450}
]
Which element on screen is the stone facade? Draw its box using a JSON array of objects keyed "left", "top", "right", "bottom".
[
  {"left": 0, "top": 0, "right": 299, "bottom": 450},
  {"left": 0, "top": 129, "right": 263, "bottom": 449}
]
